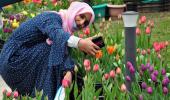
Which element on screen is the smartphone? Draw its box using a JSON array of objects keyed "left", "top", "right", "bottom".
[{"left": 92, "top": 36, "right": 105, "bottom": 48}]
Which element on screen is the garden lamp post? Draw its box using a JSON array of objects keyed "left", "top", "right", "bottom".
[{"left": 122, "top": 11, "right": 138, "bottom": 91}]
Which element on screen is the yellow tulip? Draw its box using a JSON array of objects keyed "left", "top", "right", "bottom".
[
  {"left": 12, "top": 19, "right": 19, "bottom": 29},
  {"left": 30, "top": 13, "right": 35, "bottom": 18},
  {"left": 22, "top": 11, "right": 28, "bottom": 15}
]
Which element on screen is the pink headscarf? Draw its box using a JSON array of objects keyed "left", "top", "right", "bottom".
[
  {"left": 58, "top": 1, "right": 95, "bottom": 34},
  {"left": 46, "top": 1, "right": 95, "bottom": 45}
]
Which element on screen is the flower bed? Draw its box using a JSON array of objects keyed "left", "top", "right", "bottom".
[{"left": 1, "top": 1, "right": 170, "bottom": 100}]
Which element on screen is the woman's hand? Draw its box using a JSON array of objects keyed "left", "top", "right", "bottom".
[{"left": 78, "top": 37, "right": 100, "bottom": 56}]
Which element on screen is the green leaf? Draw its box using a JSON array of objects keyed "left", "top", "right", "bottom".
[{"left": 74, "top": 81, "right": 78, "bottom": 99}]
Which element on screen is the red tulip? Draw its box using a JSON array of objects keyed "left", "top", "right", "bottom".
[
  {"left": 83, "top": 27, "right": 90, "bottom": 35},
  {"left": 32, "top": 0, "right": 42, "bottom": 4}
]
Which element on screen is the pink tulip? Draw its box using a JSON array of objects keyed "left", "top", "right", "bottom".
[
  {"left": 140, "top": 16, "right": 146, "bottom": 23},
  {"left": 83, "top": 59, "right": 90, "bottom": 67},
  {"left": 93, "top": 64, "right": 99, "bottom": 72},
  {"left": 145, "top": 27, "right": 151, "bottom": 34},
  {"left": 141, "top": 49, "right": 146, "bottom": 55},
  {"left": 147, "top": 87, "right": 153, "bottom": 94},
  {"left": 147, "top": 49, "right": 150, "bottom": 54},
  {"left": 120, "top": 84, "right": 127, "bottom": 92},
  {"left": 104, "top": 73, "right": 110, "bottom": 80},
  {"left": 163, "top": 87, "right": 168, "bottom": 95},
  {"left": 6, "top": 90, "right": 12, "bottom": 97},
  {"left": 13, "top": 91, "right": 19, "bottom": 98},
  {"left": 136, "top": 27, "right": 141, "bottom": 35},
  {"left": 62, "top": 79, "right": 70, "bottom": 88},
  {"left": 161, "top": 68, "right": 166, "bottom": 76},
  {"left": 2, "top": 88, "right": 7, "bottom": 94},
  {"left": 116, "top": 67, "right": 121, "bottom": 74},
  {"left": 126, "top": 61, "right": 132, "bottom": 69},
  {"left": 126, "top": 76, "right": 131, "bottom": 81},
  {"left": 129, "top": 66, "right": 135, "bottom": 74},
  {"left": 109, "top": 70, "right": 115, "bottom": 78}
]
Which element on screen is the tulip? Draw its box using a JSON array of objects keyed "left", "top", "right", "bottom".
[
  {"left": 2, "top": 88, "right": 7, "bottom": 94},
  {"left": 116, "top": 67, "right": 121, "bottom": 74},
  {"left": 126, "top": 76, "right": 131, "bottom": 82},
  {"left": 12, "top": 19, "right": 20, "bottom": 29},
  {"left": 147, "top": 49, "right": 151, "bottom": 54},
  {"left": 126, "top": 61, "right": 132, "bottom": 69},
  {"left": 153, "top": 70, "right": 158, "bottom": 76},
  {"left": 74, "top": 65, "right": 78, "bottom": 72},
  {"left": 149, "top": 66, "right": 154, "bottom": 73},
  {"left": 147, "top": 87, "right": 153, "bottom": 94},
  {"left": 141, "top": 82, "right": 147, "bottom": 89},
  {"left": 162, "top": 77, "right": 169, "bottom": 86},
  {"left": 141, "top": 64, "right": 147, "bottom": 72},
  {"left": 13, "top": 91, "right": 19, "bottom": 98},
  {"left": 83, "top": 59, "right": 90, "bottom": 68},
  {"left": 6, "top": 90, "right": 12, "bottom": 97},
  {"left": 109, "top": 70, "right": 115, "bottom": 78},
  {"left": 104, "top": 73, "right": 110, "bottom": 80},
  {"left": 165, "top": 41, "right": 169, "bottom": 47},
  {"left": 93, "top": 64, "right": 99, "bottom": 72},
  {"left": 163, "top": 87, "right": 168, "bottom": 95},
  {"left": 140, "top": 16, "right": 146, "bottom": 23},
  {"left": 83, "top": 27, "right": 90, "bottom": 36},
  {"left": 129, "top": 66, "right": 135, "bottom": 74},
  {"left": 141, "top": 49, "right": 146, "bottom": 55},
  {"left": 146, "top": 63, "right": 150, "bottom": 69},
  {"left": 145, "top": 27, "right": 151, "bottom": 34},
  {"left": 136, "top": 48, "right": 140, "bottom": 53},
  {"left": 107, "top": 46, "right": 115, "bottom": 55},
  {"left": 32, "top": 0, "right": 42, "bottom": 4},
  {"left": 161, "top": 68, "right": 166, "bottom": 76},
  {"left": 120, "top": 84, "right": 127, "bottom": 92},
  {"left": 136, "top": 27, "right": 141, "bottom": 36},
  {"left": 95, "top": 50, "right": 102, "bottom": 59},
  {"left": 139, "top": 94, "right": 143, "bottom": 100},
  {"left": 151, "top": 74, "right": 157, "bottom": 82},
  {"left": 62, "top": 79, "right": 70, "bottom": 88}
]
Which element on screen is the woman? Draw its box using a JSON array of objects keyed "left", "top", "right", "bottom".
[{"left": 0, "top": 1, "right": 99, "bottom": 99}]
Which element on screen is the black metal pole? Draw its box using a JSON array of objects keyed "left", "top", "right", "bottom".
[{"left": 125, "top": 27, "right": 136, "bottom": 91}]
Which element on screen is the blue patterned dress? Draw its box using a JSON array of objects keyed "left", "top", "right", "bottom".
[{"left": 0, "top": 12, "right": 75, "bottom": 100}]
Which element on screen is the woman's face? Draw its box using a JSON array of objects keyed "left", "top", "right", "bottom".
[{"left": 74, "top": 13, "right": 91, "bottom": 29}]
